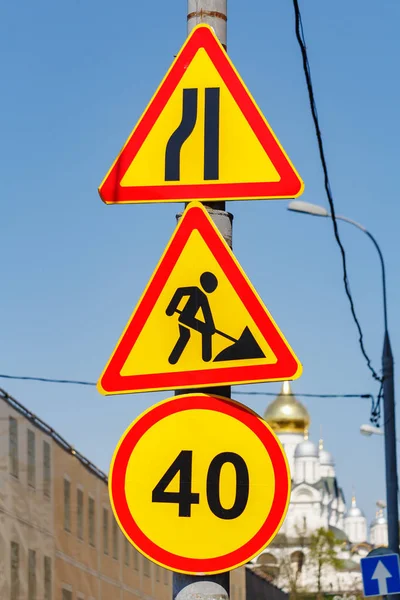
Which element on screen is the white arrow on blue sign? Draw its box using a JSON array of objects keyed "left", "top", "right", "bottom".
[{"left": 361, "top": 553, "right": 400, "bottom": 597}]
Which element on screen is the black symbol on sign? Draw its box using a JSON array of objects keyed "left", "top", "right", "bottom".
[
  {"left": 165, "top": 271, "right": 266, "bottom": 365},
  {"left": 165, "top": 88, "right": 220, "bottom": 182},
  {"left": 152, "top": 450, "right": 249, "bottom": 519}
]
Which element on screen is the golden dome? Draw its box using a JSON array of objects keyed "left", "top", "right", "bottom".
[{"left": 263, "top": 381, "right": 310, "bottom": 434}]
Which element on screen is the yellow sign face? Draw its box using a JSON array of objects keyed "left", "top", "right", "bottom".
[
  {"left": 109, "top": 394, "right": 291, "bottom": 574},
  {"left": 98, "top": 203, "right": 302, "bottom": 395},
  {"left": 120, "top": 48, "right": 280, "bottom": 188},
  {"left": 99, "top": 24, "right": 304, "bottom": 204}
]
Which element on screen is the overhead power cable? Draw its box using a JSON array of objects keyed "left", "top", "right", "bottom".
[
  {"left": 292, "top": 0, "right": 381, "bottom": 384},
  {"left": 0, "top": 372, "right": 373, "bottom": 402},
  {"left": 0, "top": 372, "right": 380, "bottom": 428},
  {"left": 0, "top": 374, "right": 97, "bottom": 386},
  {"left": 236, "top": 390, "right": 372, "bottom": 400}
]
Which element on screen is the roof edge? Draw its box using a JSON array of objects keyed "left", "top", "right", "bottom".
[{"left": 0, "top": 387, "right": 108, "bottom": 484}]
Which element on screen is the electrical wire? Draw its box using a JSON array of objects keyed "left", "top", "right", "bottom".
[
  {"left": 370, "top": 380, "right": 384, "bottom": 426},
  {"left": 0, "top": 372, "right": 374, "bottom": 402},
  {"left": 0, "top": 374, "right": 96, "bottom": 386},
  {"left": 292, "top": 0, "right": 381, "bottom": 384},
  {"left": 236, "top": 390, "right": 373, "bottom": 400}
]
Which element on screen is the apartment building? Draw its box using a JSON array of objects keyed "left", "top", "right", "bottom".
[
  {"left": 0, "top": 387, "right": 173, "bottom": 599},
  {"left": 54, "top": 434, "right": 174, "bottom": 600},
  {"left": 0, "top": 389, "right": 54, "bottom": 599},
  {"left": 0, "top": 387, "right": 249, "bottom": 600}
]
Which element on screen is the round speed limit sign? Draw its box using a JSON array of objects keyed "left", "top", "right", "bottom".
[{"left": 109, "top": 394, "right": 290, "bottom": 574}]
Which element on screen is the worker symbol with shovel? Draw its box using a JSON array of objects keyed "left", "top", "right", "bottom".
[{"left": 166, "top": 271, "right": 265, "bottom": 365}]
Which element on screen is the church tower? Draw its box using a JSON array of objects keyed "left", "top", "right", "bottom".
[
  {"left": 370, "top": 502, "right": 389, "bottom": 547},
  {"left": 344, "top": 494, "right": 367, "bottom": 543},
  {"left": 263, "top": 381, "right": 310, "bottom": 475}
]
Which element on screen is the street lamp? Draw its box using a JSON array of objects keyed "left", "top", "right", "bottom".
[
  {"left": 288, "top": 200, "right": 399, "bottom": 555},
  {"left": 360, "top": 424, "right": 384, "bottom": 437}
]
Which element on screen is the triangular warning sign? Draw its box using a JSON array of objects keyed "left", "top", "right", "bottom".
[
  {"left": 99, "top": 25, "right": 304, "bottom": 205},
  {"left": 98, "top": 203, "right": 302, "bottom": 395}
]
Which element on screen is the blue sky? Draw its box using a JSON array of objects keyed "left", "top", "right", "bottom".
[{"left": 1, "top": 0, "right": 399, "bottom": 527}]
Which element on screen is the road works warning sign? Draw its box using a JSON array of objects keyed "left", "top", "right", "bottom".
[
  {"left": 97, "top": 202, "right": 302, "bottom": 395},
  {"left": 109, "top": 394, "right": 291, "bottom": 574},
  {"left": 98, "top": 24, "right": 304, "bottom": 204}
]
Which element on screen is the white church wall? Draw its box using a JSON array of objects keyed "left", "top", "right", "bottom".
[
  {"left": 305, "top": 460, "right": 315, "bottom": 484},
  {"left": 345, "top": 516, "right": 367, "bottom": 544},
  {"left": 294, "top": 457, "right": 319, "bottom": 485},
  {"left": 370, "top": 523, "right": 388, "bottom": 547},
  {"left": 294, "top": 459, "right": 304, "bottom": 484},
  {"left": 320, "top": 464, "right": 335, "bottom": 478},
  {"left": 279, "top": 432, "right": 304, "bottom": 475}
]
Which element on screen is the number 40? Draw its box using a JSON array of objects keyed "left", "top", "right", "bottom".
[{"left": 152, "top": 450, "right": 249, "bottom": 520}]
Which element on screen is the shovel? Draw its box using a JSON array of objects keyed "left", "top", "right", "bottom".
[
  {"left": 173, "top": 310, "right": 265, "bottom": 362},
  {"left": 213, "top": 325, "right": 265, "bottom": 362}
]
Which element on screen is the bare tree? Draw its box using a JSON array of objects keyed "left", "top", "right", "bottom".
[
  {"left": 309, "top": 528, "right": 344, "bottom": 598},
  {"left": 263, "top": 527, "right": 308, "bottom": 600}
]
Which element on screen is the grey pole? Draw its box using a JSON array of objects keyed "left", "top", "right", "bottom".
[
  {"left": 173, "top": 3, "right": 231, "bottom": 600},
  {"left": 335, "top": 220, "right": 398, "bottom": 557},
  {"left": 333, "top": 219, "right": 398, "bottom": 556},
  {"left": 288, "top": 204, "right": 399, "bottom": 581},
  {"left": 382, "top": 332, "right": 399, "bottom": 555},
  {"left": 187, "top": 0, "right": 227, "bottom": 49},
  {"left": 363, "top": 226, "right": 399, "bottom": 556}
]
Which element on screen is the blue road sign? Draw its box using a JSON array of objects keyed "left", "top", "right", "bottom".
[{"left": 361, "top": 553, "right": 400, "bottom": 597}]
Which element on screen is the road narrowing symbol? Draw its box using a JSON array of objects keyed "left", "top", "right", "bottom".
[
  {"left": 97, "top": 202, "right": 302, "bottom": 395},
  {"left": 99, "top": 24, "right": 304, "bottom": 204},
  {"left": 109, "top": 394, "right": 291, "bottom": 574},
  {"left": 165, "top": 87, "right": 221, "bottom": 183}
]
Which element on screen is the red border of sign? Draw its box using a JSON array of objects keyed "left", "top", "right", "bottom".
[
  {"left": 99, "top": 203, "right": 301, "bottom": 394},
  {"left": 99, "top": 25, "right": 303, "bottom": 203},
  {"left": 110, "top": 395, "right": 290, "bottom": 574}
]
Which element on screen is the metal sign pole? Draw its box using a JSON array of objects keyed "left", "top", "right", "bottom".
[{"left": 172, "top": 3, "right": 231, "bottom": 600}]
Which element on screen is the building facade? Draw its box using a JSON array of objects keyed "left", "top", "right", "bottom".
[
  {"left": 0, "top": 387, "right": 249, "bottom": 600},
  {"left": 253, "top": 382, "right": 389, "bottom": 595},
  {"left": 0, "top": 390, "right": 54, "bottom": 600},
  {"left": 0, "top": 387, "right": 174, "bottom": 600}
]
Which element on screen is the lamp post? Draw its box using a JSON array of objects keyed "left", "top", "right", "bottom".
[{"left": 288, "top": 200, "right": 399, "bottom": 555}]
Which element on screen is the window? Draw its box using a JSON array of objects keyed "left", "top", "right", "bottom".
[
  {"left": 103, "top": 508, "right": 109, "bottom": 555},
  {"left": 9, "top": 417, "right": 18, "bottom": 478},
  {"left": 64, "top": 478, "right": 71, "bottom": 531},
  {"left": 291, "top": 550, "right": 305, "bottom": 574},
  {"left": 62, "top": 590, "right": 72, "bottom": 600},
  {"left": 133, "top": 548, "right": 139, "bottom": 571},
  {"left": 44, "top": 556, "right": 52, "bottom": 600},
  {"left": 77, "top": 488, "right": 84, "bottom": 540},
  {"left": 27, "top": 430, "right": 36, "bottom": 488},
  {"left": 143, "top": 556, "right": 151, "bottom": 577},
  {"left": 10, "top": 541, "right": 19, "bottom": 600},
  {"left": 124, "top": 538, "right": 130, "bottom": 567},
  {"left": 43, "top": 441, "right": 51, "bottom": 498},
  {"left": 28, "top": 549, "right": 36, "bottom": 600},
  {"left": 88, "top": 496, "right": 95, "bottom": 547},
  {"left": 112, "top": 518, "right": 119, "bottom": 560}
]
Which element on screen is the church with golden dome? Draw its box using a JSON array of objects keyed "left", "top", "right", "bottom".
[{"left": 252, "top": 382, "right": 388, "bottom": 594}]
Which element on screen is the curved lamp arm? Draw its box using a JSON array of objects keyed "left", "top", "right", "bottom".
[
  {"left": 287, "top": 201, "right": 388, "bottom": 334},
  {"left": 333, "top": 215, "right": 388, "bottom": 334}
]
